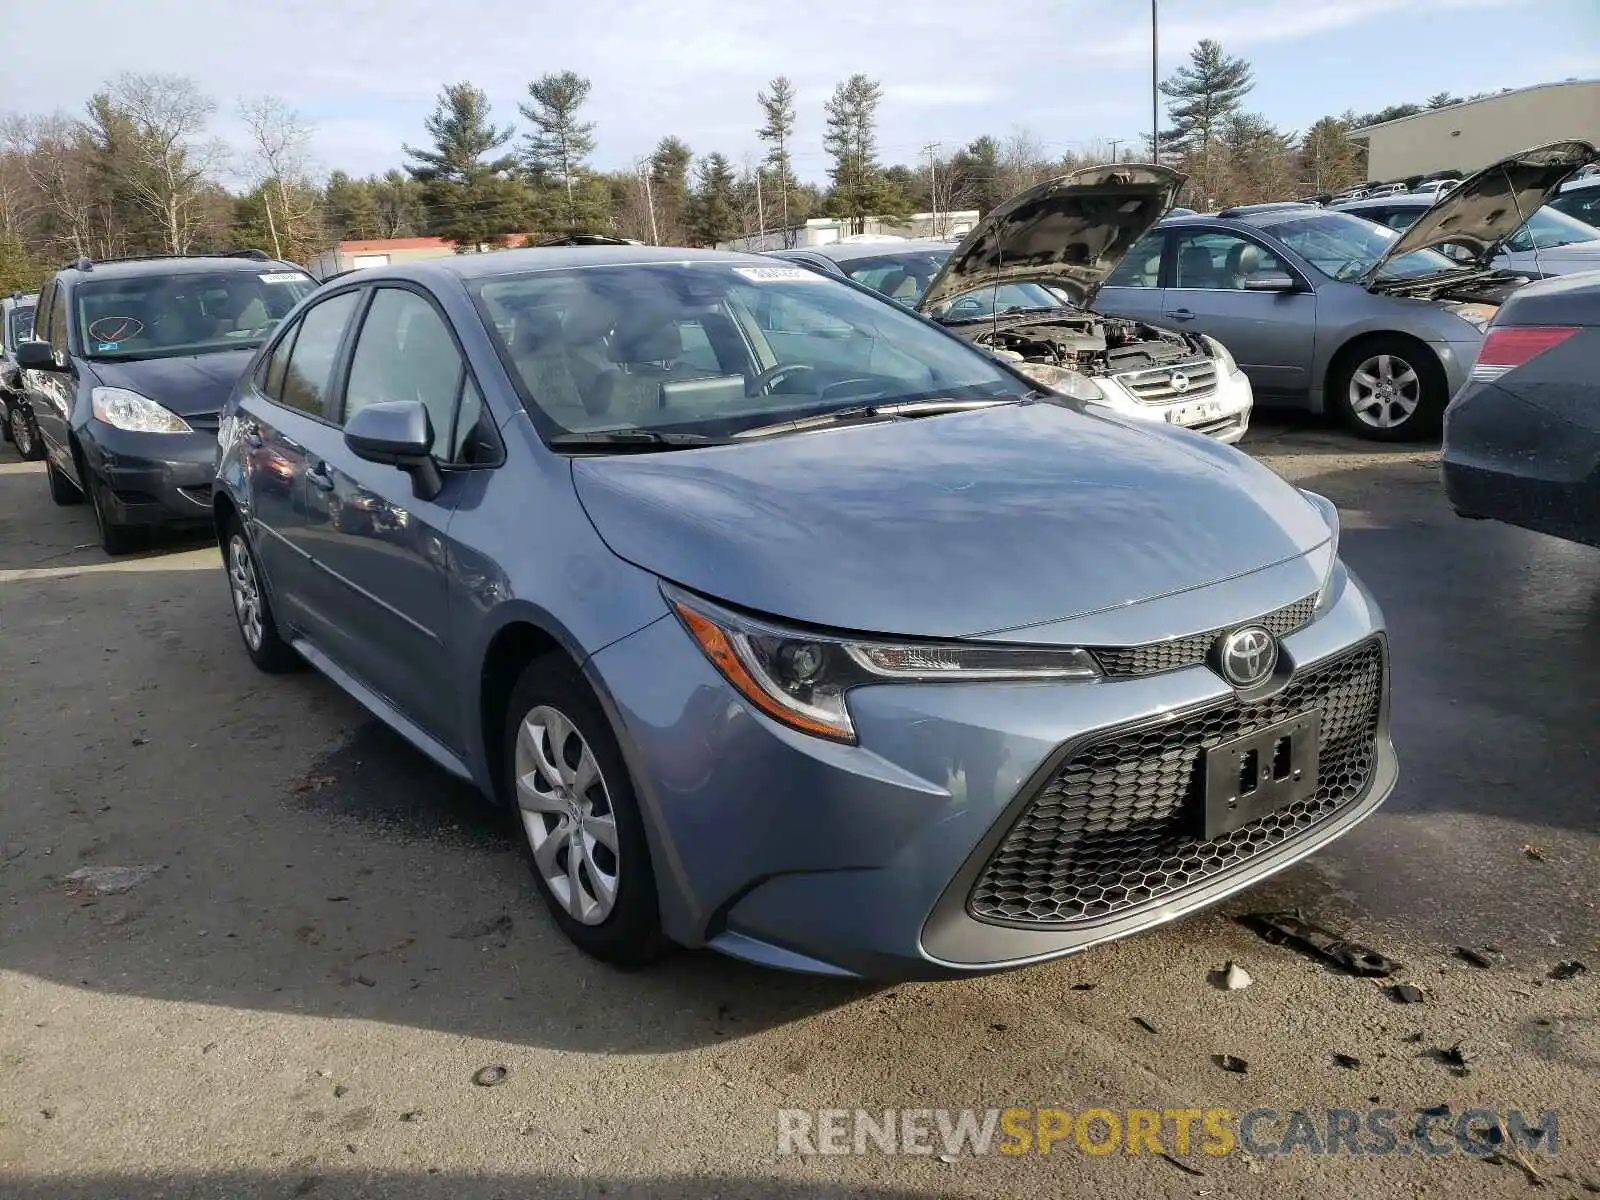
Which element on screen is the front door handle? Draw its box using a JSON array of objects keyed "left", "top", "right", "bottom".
[
  {"left": 240, "top": 421, "right": 263, "bottom": 448},
  {"left": 1168, "top": 308, "right": 1196, "bottom": 320},
  {"left": 307, "top": 461, "right": 335, "bottom": 491}
]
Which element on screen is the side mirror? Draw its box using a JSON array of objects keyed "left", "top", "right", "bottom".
[
  {"left": 343, "top": 400, "right": 442, "bottom": 502},
  {"left": 15, "top": 340, "right": 62, "bottom": 371},
  {"left": 1243, "top": 272, "right": 1298, "bottom": 293}
]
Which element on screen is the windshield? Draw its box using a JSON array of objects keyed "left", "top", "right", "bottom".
[
  {"left": 7, "top": 304, "right": 33, "bottom": 349},
  {"left": 1502, "top": 205, "right": 1600, "bottom": 253},
  {"left": 1258, "top": 211, "right": 1461, "bottom": 282},
  {"left": 836, "top": 249, "right": 1067, "bottom": 320},
  {"left": 75, "top": 269, "right": 316, "bottom": 361},
  {"left": 471, "top": 262, "right": 1028, "bottom": 439}
]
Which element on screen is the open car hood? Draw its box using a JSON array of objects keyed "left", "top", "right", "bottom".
[
  {"left": 1359, "top": 140, "right": 1599, "bottom": 287},
  {"left": 917, "top": 164, "right": 1187, "bottom": 313}
]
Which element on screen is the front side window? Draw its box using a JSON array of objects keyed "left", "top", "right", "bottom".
[
  {"left": 48, "top": 286, "right": 69, "bottom": 354},
  {"left": 73, "top": 269, "right": 316, "bottom": 362},
  {"left": 1549, "top": 189, "right": 1600, "bottom": 227},
  {"left": 1502, "top": 205, "right": 1600, "bottom": 253},
  {"left": 344, "top": 288, "right": 465, "bottom": 458},
  {"left": 1171, "top": 231, "right": 1287, "bottom": 290},
  {"left": 279, "top": 290, "right": 360, "bottom": 419},
  {"left": 472, "top": 262, "right": 1025, "bottom": 439}
]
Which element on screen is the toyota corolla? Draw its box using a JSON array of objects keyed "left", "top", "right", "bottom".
[{"left": 214, "top": 246, "right": 1397, "bottom": 980}]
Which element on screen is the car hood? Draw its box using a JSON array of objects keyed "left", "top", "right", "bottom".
[
  {"left": 1361, "top": 140, "right": 1599, "bottom": 288},
  {"left": 88, "top": 348, "right": 257, "bottom": 417},
  {"left": 572, "top": 403, "right": 1330, "bottom": 639},
  {"left": 917, "top": 164, "right": 1188, "bottom": 313}
]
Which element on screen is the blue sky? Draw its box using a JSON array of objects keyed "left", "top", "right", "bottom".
[{"left": 3, "top": 0, "right": 1595, "bottom": 182}]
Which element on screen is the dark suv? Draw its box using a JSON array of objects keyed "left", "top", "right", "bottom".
[{"left": 17, "top": 252, "right": 316, "bottom": 552}]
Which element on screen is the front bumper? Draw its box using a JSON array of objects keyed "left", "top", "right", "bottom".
[
  {"left": 1442, "top": 380, "right": 1600, "bottom": 548},
  {"left": 591, "top": 561, "right": 1395, "bottom": 980},
  {"left": 1095, "top": 367, "right": 1253, "bottom": 445},
  {"left": 78, "top": 420, "right": 218, "bottom": 527}
]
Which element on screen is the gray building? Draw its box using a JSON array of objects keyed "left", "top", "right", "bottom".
[{"left": 1352, "top": 79, "right": 1600, "bottom": 180}]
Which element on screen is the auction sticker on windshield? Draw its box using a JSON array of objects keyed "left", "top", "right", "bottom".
[
  {"left": 260, "top": 272, "right": 311, "bottom": 284},
  {"left": 732, "top": 266, "right": 817, "bottom": 283}
]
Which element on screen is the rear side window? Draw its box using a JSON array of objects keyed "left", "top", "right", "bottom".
[
  {"left": 279, "top": 291, "right": 359, "bottom": 419},
  {"left": 260, "top": 326, "right": 298, "bottom": 401}
]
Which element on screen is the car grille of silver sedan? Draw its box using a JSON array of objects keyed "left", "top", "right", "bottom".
[
  {"left": 1114, "top": 358, "right": 1218, "bottom": 404},
  {"left": 969, "top": 638, "right": 1385, "bottom": 926},
  {"left": 1091, "top": 594, "right": 1318, "bottom": 677}
]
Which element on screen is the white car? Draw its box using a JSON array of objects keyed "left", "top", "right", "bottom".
[{"left": 766, "top": 166, "right": 1254, "bottom": 444}]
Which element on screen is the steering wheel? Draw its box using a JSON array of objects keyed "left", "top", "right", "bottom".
[{"left": 751, "top": 362, "right": 817, "bottom": 395}]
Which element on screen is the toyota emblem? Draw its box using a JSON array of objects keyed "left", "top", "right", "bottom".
[
  {"left": 1217, "top": 626, "right": 1278, "bottom": 688},
  {"left": 1169, "top": 370, "right": 1190, "bottom": 393}
]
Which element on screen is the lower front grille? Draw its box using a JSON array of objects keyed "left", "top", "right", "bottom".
[{"left": 969, "top": 638, "right": 1385, "bottom": 927}]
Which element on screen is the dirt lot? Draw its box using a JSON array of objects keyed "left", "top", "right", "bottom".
[{"left": 1, "top": 417, "right": 1597, "bottom": 1199}]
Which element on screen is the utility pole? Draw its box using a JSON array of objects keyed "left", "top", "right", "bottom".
[
  {"left": 923, "top": 142, "right": 942, "bottom": 236},
  {"left": 1108, "top": 138, "right": 1123, "bottom": 164},
  {"left": 1151, "top": 0, "right": 1160, "bottom": 164},
  {"left": 755, "top": 166, "right": 766, "bottom": 248},
  {"left": 638, "top": 160, "right": 659, "bottom": 246}
]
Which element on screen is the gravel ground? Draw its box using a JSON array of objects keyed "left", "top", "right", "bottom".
[{"left": 1, "top": 417, "right": 1596, "bottom": 1199}]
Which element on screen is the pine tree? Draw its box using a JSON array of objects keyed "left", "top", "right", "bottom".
[
  {"left": 1158, "top": 40, "right": 1255, "bottom": 206},
  {"left": 324, "top": 170, "right": 381, "bottom": 241},
  {"left": 757, "top": 76, "right": 798, "bottom": 245},
  {"left": 823, "top": 75, "right": 884, "bottom": 234},
  {"left": 950, "top": 135, "right": 1002, "bottom": 215},
  {"left": 649, "top": 136, "right": 694, "bottom": 244},
  {"left": 688, "top": 153, "right": 737, "bottom": 246},
  {"left": 520, "top": 71, "right": 598, "bottom": 228},
  {"left": 1425, "top": 92, "right": 1461, "bottom": 110},
  {"left": 402, "top": 82, "right": 522, "bottom": 249}
]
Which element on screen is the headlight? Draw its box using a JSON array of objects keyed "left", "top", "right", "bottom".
[
  {"left": 1204, "top": 335, "right": 1242, "bottom": 377},
  {"left": 1441, "top": 302, "right": 1496, "bottom": 332},
  {"left": 1007, "top": 360, "right": 1104, "bottom": 402},
  {"left": 667, "top": 585, "right": 1100, "bottom": 743},
  {"left": 1299, "top": 488, "right": 1342, "bottom": 612},
  {"left": 91, "top": 387, "right": 192, "bottom": 434}
]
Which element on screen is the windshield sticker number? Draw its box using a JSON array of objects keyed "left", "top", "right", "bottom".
[
  {"left": 97, "top": 342, "right": 120, "bottom": 352},
  {"left": 260, "top": 271, "right": 310, "bottom": 284},
  {"left": 732, "top": 266, "right": 817, "bottom": 283}
]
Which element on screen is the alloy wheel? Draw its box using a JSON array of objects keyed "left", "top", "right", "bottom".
[
  {"left": 514, "top": 705, "right": 621, "bottom": 926},
  {"left": 228, "top": 534, "right": 265, "bottom": 651},
  {"left": 9, "top": 406, "right": 27, "bottom": 451},
  {"left": 1348, "top": 353, "right": 1421, "bottom": 430}
]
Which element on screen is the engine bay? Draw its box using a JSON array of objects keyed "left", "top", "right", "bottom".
[{"left": 964, "top": 313, "right": 1211, "bottom": 376}]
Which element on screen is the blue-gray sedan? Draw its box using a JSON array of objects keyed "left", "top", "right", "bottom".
[{"left": 214, "top": 245, "right": 1396, "bottom": 979}]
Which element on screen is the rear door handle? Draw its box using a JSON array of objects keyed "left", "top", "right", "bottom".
[
  {"left": 1168, "top": 308, "right": 1196, "bottom": 320},
  {"left": 307, "top": 460, "right": 335, "bottom": 491}
]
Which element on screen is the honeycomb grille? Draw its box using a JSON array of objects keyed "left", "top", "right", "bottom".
[
  {"left": 969, "top": 639, "right": 1385, "bottom": 926},
  {"left": 1092, "top": 594, "right": 1318, "bottom": 678}
]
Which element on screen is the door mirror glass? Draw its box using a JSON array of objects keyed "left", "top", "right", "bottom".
[
  {"left": 1242, "top": 272, "right": 1297, "bottom": 292},
  {"left": 15, "top": 340, "right": 61, "bottom": 370},
  {"left": 343, "top": 400, "right": 442, "bottom": 501}
]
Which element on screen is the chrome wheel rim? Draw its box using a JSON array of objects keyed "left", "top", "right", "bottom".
[
  {"left": 228, "top": 534, "right": 264, "bottom": 651},
  {"left": 1349, "top": 353, "right": 1421, "bottom": 429},
  {"left": 514, "top": 705, "right": 620, "bottom": 926},
  {"left": 9, "top": 407, "right": 27, "bottom": 451}
]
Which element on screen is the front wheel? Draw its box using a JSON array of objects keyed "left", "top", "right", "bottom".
[
  {"left": 45, "top": 456, "right": 83, "bottom": 506},
  {"left": 1330, "top": 337, "right": 1447, "bottom": 442},
  {"left": 503, "top": 655, "right": 670, "bottom": 967},
  {"left": 85, "top": 470, "right": 140, "bottom": 555}
]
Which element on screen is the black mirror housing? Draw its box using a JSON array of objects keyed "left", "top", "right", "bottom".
[
  {"left": 343, "top": 400, "right": 443, "bottom": 502},
  {"left": 15, "top": 341, "right": 61, "bottom": 371}
]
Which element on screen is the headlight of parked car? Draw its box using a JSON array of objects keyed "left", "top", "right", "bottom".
[
  {"left": 91, "top": 387, "right": 192, "bottom": 434},
  {"left": 1204, "top": 335, "right": 1244, "bottom": 377},
  {"left": 666, "top": 585, "right": 1101, "bottom": 743},
  {"left": 1440, "top": 302, "right": 1497, "bottom": 332},
  {"left": 1299, "top": 488, "right": 1343, "bottom": 613},
  {"left": 1005, "top": 361, "right": 1105, "bottom": 402}
]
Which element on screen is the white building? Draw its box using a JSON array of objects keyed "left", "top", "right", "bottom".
[{"left": 719, "top": 210, "right": 979, "bottom": 253}]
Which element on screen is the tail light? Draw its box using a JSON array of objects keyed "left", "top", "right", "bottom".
[{"left": 1470, "top": 325, "right": 1579, "bottom": 382}]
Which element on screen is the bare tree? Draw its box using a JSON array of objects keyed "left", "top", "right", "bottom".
[
  {"left": 238, "top": 95, "right": 321, "bottom": 260},
  {"left": 15, "top": 114, "right": 103, "bottom": 259},
  {"left": 94, "top": 73, "right": 222, "bottom": 254},
  {"left": 997, "top": 126, "right": 1050, "bottom": 198}
]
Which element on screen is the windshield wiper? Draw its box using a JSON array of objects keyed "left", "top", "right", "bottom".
[
  {"left": 547, "top": 429, "right": 726, "bottom": 453},
  {"left": 734, "top": 397, "right": 1018, "bottom": 440}
]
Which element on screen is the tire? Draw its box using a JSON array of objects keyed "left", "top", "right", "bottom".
[
  {"left": 1329, "top": 336, "right": 1448, "bottom": 442},
  {"left": 9, "top": 403, "right": 44, "bottom": 461},
  {"left": 45, "top": 456, "right": 83, "bottom": 505},
  {"left": 224, "top": 517, "right": 301, "bottom": 673},
  {"left": 85, "top": 469, "right": 141, "bottom": 556},
  {"left": 502, "top": 655, "right": 670, "bottom": 967}
]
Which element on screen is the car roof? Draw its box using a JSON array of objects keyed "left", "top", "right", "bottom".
[
  {"left": 3, "top": 292, "right": 37, "bottom": 308},
  {"left": 385, "top": 244, "right": 803, "bottom": 283},
  {"left": 58, "top": 255, "right": 303, "bottom": 283},
  {"left": 772, "top": 239, "right": 953, "bottom": 265},
  {"left": 1336, "top": 194, "right": 1434, "bottom": 211}
]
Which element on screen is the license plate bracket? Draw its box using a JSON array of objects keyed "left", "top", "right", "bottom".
[{"left": 1202, "top": 711, "right": 1321, "bottom": 840}]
